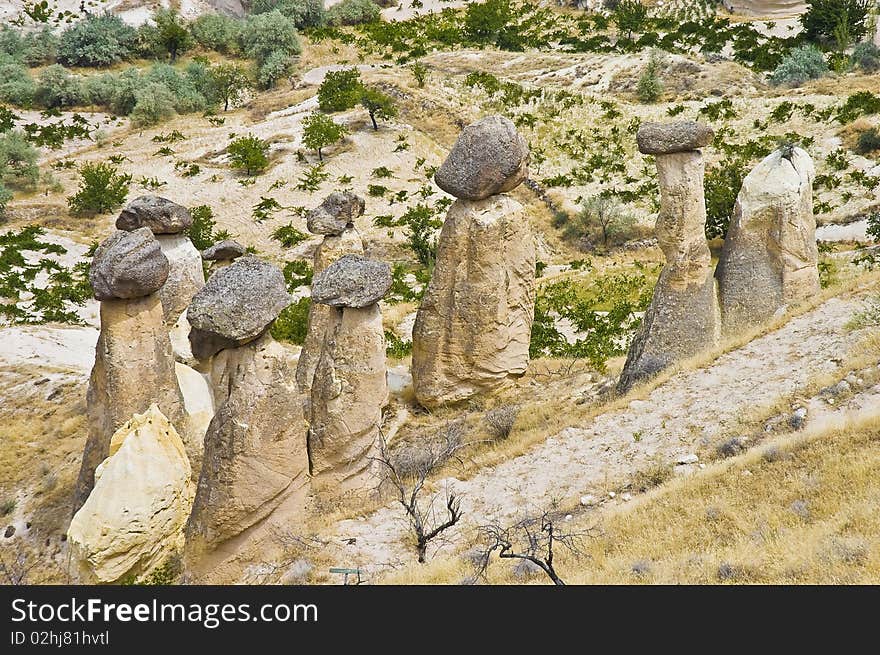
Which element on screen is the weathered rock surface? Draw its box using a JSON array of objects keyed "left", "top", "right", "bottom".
[
  {"left": 187, "top": 257, "right": 291, "bottom": 359},
  {"left": 637, "top": 121, "right": 714, "bottom": 155},
  {"left": 618, "top": 144, "right": 719, "bottom": 392},
  {"left": 116, "top": 195, "right": 193, "bottom": 234},
  {"left": 434, "top": 115, "right": 529, "bottom": 200},
  {"left": 74, "top": 294, "right": 186, "bottom": 511},
  {"left": 89, "top": 228, "right": 169, "bottom": 301},
  {"left": 295, "top": 227, "right": 365, "bottom": 398},
  {"left": 306, "top": 192, "right": 365, "bottom": 235},
  {"left": 412, "top": 195, "right": 536, "bottom": 408},
  {"left": 185, "top": 333, "right": 308, "bottom": 552},
  {"left": 310, "top": 255, "right": 392, "bottom": 308},
  {"left": 201, "top": 239, "right": 246, "bottom": 261},
  {"left": 174, "top": 362, "right": 213, "bottom": 471},
  {"left": 309, "top": 304, "right": 387, "bottom": 492},
  {"left": 157, "top": 234, "right": 205, "bottom": 323},
  {"left": 68, "top": 405, "right": 193, "bottom": 584},
  {"left": 722, "top": 0, "right": 806, "bottom": 17},
  {"left": 716, "top": 147, "right": 819, "bottom": 332}
]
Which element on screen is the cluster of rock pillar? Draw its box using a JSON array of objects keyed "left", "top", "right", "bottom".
[
  {"left": 618, "top": 121, "right": 819, "bottom": 392},
  {"left": 68, "top": 115, "right": 542, "bottom": 582}
]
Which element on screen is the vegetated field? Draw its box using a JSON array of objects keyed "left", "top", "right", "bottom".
[{"left": 2, "top": 0, "right": 880, "bottom": 584}]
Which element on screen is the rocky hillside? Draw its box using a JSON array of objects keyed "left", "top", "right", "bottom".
[{"left": 1, "top": 0, "right": 880, "bottom": 585}]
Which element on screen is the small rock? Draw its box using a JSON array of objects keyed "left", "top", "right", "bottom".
[
  {"left": 116, "top": 195, "right": 192, "bottom": 234},
  {"left": 790, "top": 499, "right": 810, "bottom": 519},
  {"left": 310, "top": 255, "right": 392, "bottom": 308},
  {"left": 788, "top": 407, "right": 807, "bottom": 430},
  {"left": 608, "top": 491, "right": 616, "bottom": 498},
  {"left": 699, "top": 463, "right": 705, "bottom": 469},
  {"left": 201, "top": 240, "right": 247, "bottom": 261},
  {"left": 621, "top": 492, "right": 632, "bottom": 501},
  {"left": 742, "top": 469, "right": 752, "bottom": 477},
  {"left": 4, "top": 525, "right": 14, "bottom": 538},
  {"left": 636, "top": 120, "right": 714, "bottom": 155},
  {"left": 579, "top": 494, "right": 598, "bottom": 507},
  {"left": 90, "top": 228, "right": 170, "bottom": 300},
  {"left": 564, "top": 514, "right": 573, "bottom": 521},
  {"left": 676, "top": 453, "right": 699, "bottom": 465},
  {"left": 434, "top": 115, "right": 529, "bottom": 200},
  {"left": 279, "top": 559, "right": 313, "bottom": 585},
  {"left": 306, "top": 192, "right": 365, "bottom": 235}
]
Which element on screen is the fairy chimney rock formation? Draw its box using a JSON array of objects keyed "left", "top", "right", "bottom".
[
  {"left": 186, "top": 257, "right": 291, "bottom": 359},
  {"left": 296, "top": 193, "right": 366, "bottom": 402},
  {"left": 716, "top": 146, "right": 819, "bottom": 332},
  {"left": 308, "top": 255, "right": 391, "bottom": 494},
  {"left": 68, "top": 405, "right": 194, "bottom": 583},
  {"left": 412, "top": 116, "right": 536, "bottom": 408},
  {"left": 115, "top": 195, "right": 203, "bottom": 323},
  {"left": 74, "top": 229, "right": 186, "bottom": 511},
  {"left": 185, "top": 259, "right": 306, "bottom": 555},
  {"left": 617, "top": 121, "right": 720, "bottom": 393}
]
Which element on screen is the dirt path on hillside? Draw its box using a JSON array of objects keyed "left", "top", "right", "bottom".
[{"left": 317, "top": 294, "right": 870, "bottom": 574}]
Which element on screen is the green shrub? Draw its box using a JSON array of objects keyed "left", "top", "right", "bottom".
[
  {"left": 360, "top": 86, "right": 397, "bottom": 129},
  {"left": 704, "top": 159, "right": 745, "bottom": 239},
  {"left": 67, "top": 162, "right": 131, "bottom": 216},
  {"left": 250, "top": 0, "right": 328, "bottom": 29},
  {"left": 240, "top": 10, "right": 302, "bottom": 64},
  {"left": 836, "top": 91, "right": 880, "bottom": 123},
  {"left": 857, "top": 127, "right": 880, "bottom": 154},
  {"left": 566, "top": 195, "right": 637, "bottom": 247},
  {"left": 770, "top": 45, "right": 828, "bottom": 86},
  {"left": 0, "top": 130, "right": 39, "bottom": 189},
  {"left": 130, "top": 83, "right": 177, "bottom": 127},
  {"left": 385, "top": 330, "right": 413, "bottom": 358},
  {"left": 144, "top": 63, "right": 209, "bottom": 113},
  {"left": 613, "top": 0, "right": 648, "bottom": 41},
  {"left": 302, "top": 111, "right": 347, "bottom": 160},
  {"left": 270, "top": 296, "right": 309, "bottom": 343},
  {"left": 58, "top": 13, "right": 137, "bottom": 67},
  {"left": 257, "top": 49, "right": 292, "bottom": 88},
  {"left": 800, "top": 0, "right": 870, "bottom": 45},
  {"left": 317, "top": 67, "right": 362, "bottom": 112},
  {"left": 0, "top": 26, "right": 58, "bottom": 66},
  {"left": 282, "top": 259, "right": 313, "bottom": 289},
  {"left": 327, "top": 0, "right": 381, "bottom": 26},
  {"left": 636, "top": 49, "right": 664, "bottom": 103},
  {"left": 0, "top": 61, "right": 35, "bottom": 106},
  {"left": 209, "top": 62, "right": 251, "bottom": 111},
  {"left": 852, "top": 41, "right": 880, "bottom": 72},
  {"left": 190, "top": 13, "right": 242, "bottom": 53},
  {"left": 227, "top": 134, "right": 270, "bottom": 175},
  {"left": 151, "top": 9, "right": 194, "bottom": 61},
  {"left": 867, "top": 210, "right": 880, "bottom": 241},
  {"left": 271, "top": 223, "right": 309, "bottom": 247},
  {"left": 185, "top": 205, "right": 223, "bottom": 250},
  {"left": 34, "top": 65, "right": 84, "bottom": 109},
  {"left": 465, "top": 0, "right": 512, "bottom": 43}
]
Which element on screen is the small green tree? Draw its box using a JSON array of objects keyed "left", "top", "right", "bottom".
[
  {"left": 190, "top": 13, "right": 242, "bottom": 53},
  {"left": 613, "top": 0, "right": 648, "bottom": 41},
  {"left": 327, "top": 0, "right": 381, "bottom": 26},
  {"left": 801, "top": 0, "right": 870, "bottom": 45},
  {"left": 227, "top": 134, "right": 270, "bottom": 175},
  {"left": 153, "top": 9, "right": 193, "bottom": 62},
  {"left": 636, "top": 50, "right": 664, "bottom": 103},
  {"left": 239, "top": 10, "right": 302, "bottom": 64},
  {"left": 410, "top": 61, "right": 428, "bottom": 88},
  {"left": 769, "top": 45, "right": 828, "bottom": 86},
  {"left": 67, "top": 162, "right": 131, "bottom": 216},
  {"left": 302, "top": 111, "right": 347, "bottom": 160},
  {"left": 317, "top": 68, "right": 362, "bottom": 112},
  {"left": 569, "top": 195, "right": 636, "bottom": 246},
  {"left": 359, "top": 87, "right": 397, "bottom": 130},
  {"left": 209, "top": 63, "right": 250, "bottom": 111}
]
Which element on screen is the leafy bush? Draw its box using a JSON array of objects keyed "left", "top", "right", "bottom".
[
  {"left": 239, "top": 10, "right": 302, "bottom": 65},
  {"left": 282, "top": 259, "right": 313, "bottom": 289},
  {"left": 836, "top": 91, "right": 880, "bottom": 123},
  {"left": 852, "top": 41, "right": 880, "bottom": 72},
  {"left": 0, "top": 61, "right": 36, "bottom": 106},
  {"left": 637, "top": 49, "right": 664, "bottom": 103},
  {"left": 34, "top": 65, "right": 84, "bottom": 108},
  {"left": 130, "top": 83, "right": 177, "bottom": 127},
  {"left": 58, "top": 13, "right": 137, "bottom": 67},
  {"left": 704, "top": 159, "right": 745, "bottom": 239},
  {"left": 257, "top": 50, "right": 293, "bottom": 88},
  {"left": 270, "top": 296, "right": 310, "bottom": 344},
  {"left": 465, "top": 0, "right": 512, "bottom": 43},
  {"left": 0, "top": 26, "right": 57, "bottom": 66},
  {"left": 271, "top": 223, "right": 309, "bottom": 247},
  {"left": 856, "top": 127, "right": 880, "bottom": 154},
  {"left": 191, "top": 13, "right": 242, "bottom": 53},
  {"left": 327, "top": 0, "right": 381, "bottom": 26},
  {"left": 613, "top": 0, "right": 648, "bottom": 41},
  {"left": 770, "top": 45, "right": 828, "bottom": 86},
  {"left": 562, "top": 195, "right": 637, "bottom": 247},
  {"left": 185, "top": 205, "right": 227, "bottom": 250},
  {"left": 227, "top": 134, "right": 270, "bottom": 175},
  {"left": 302, "top": 111, "right": 347, "bottom": 160},
  {"left": 800, "top": 0, "right": 869, "bottom": 45},
  {"left": 208, "top": 63, "right": 251, "bottom": 111},
  {"left": 151, "top": 9, "right": 193, "bottom": 61},
  {"left": 385, "top": 330, "right": 413, "bottom": 358},
  {"left": 67, "top": 162, "right": 131, "bottom": 216},
  {"left": 317, "top": 68, "right": 362, "bottom": 112},
  {"left": 250, "top": 0, "right": 328, "bottom": 29},
  {"left": 0, "top": 130, "right": 39, "bottom": 189}
]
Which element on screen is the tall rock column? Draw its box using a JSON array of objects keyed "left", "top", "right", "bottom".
[
  {"left": 308, "top": 255, "right": 391, "bottom": 495},
  {"left": 184, "top": 257, "right": 308, "bottom": 555},
  {"left": 617, "top": 121, "right": 719, "bottom": 393},
  {"left": 116, "top": 195, "right": 204, "bottom": 325},
  {"left": 74, "top": 228, "right": 186, "bottom": 511},
  {"left": 295, "top": 192, "right": 366, "bottom": 405},
  {"left": 412, "top": 115, "right": 536, "bottom": 409},
  {"left": 716, "top": 146, "right": 819, "bottom": 333}
]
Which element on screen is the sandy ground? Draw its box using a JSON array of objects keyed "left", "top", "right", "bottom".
[{"left": 314, "top": 293, "right": 869, "bottom": 574}]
